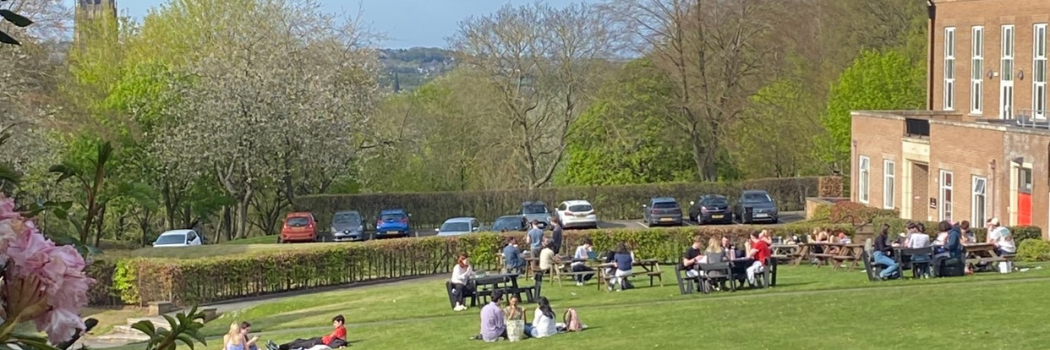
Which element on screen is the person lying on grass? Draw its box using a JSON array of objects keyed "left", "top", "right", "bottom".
[{"left": 267, "top": 315, "right": 348, "bottom": 350}]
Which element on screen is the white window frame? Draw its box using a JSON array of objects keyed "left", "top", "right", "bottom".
[
  {"left": 1035, "top": 24, "right": 1047, "bottom": 119},
  {"left": 940, "top": 170, "right": 953, "bottom": 222},
  {"left": 944, "top": 27, "right": 956, "bottom": 110},
  {"left": 1001, "top": 25, "right": 1015, "bottom": 119},
  {"left": 859, "top": 156, "right": 870, "bottom": 204},
  {"left": 971, "top": 26, "right": 984, "bottom": 114},
  {"left": 883, "top": 160, "right": 895, "bottom": 209},
  {"left": 972, "top": 176, "right": 987, "bottom": 225}
]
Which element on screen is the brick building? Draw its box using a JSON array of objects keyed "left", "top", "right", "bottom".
[{"left": 851, "top": 0, "right": 1050, "bottom": 238}]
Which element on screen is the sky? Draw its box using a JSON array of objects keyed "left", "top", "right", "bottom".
[{"left": 91, "top": 0, "right": 597, "bottom": 49}]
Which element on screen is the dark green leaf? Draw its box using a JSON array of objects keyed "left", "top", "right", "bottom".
[
  {"left": 0, "top": 30, "right": 19, "bottom": 45},
  {"left": 0, "top": 9, "right": 33, "bottom": 27},
  {"left": 176, "top": 334, "right": 197, "bottom": 350},
  {"left": 131, "top": 320, "right": 157, "bottom": 336},
  {"left": 0, "top": 163, "right": 21, "bottom": 185}
]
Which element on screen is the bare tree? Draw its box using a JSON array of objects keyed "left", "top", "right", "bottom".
[
  {"left": 608, "top": 0, "right": 778, "bottom": 181},
  {"left": 449, "top": 2, "right": 618, "bottom": 188}
]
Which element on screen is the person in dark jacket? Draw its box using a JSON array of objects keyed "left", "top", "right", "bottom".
[
  {"left": 550, "top": 217, "right": 564, "bottom": 254},
  {"left": 946, "top": 222, "right": 964, "bottom": 259},
  {"left": 872, "top": 224, "right": 899, "bottom": 280}
]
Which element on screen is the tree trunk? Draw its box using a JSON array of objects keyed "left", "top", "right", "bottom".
[
  {"left": 93, "top": 204, "right": 107, "bottom": 247},
  {"left": 235, "top": 187, "right": 254, "bottom": 239},
  {"left": 221, "top": 205, "right": 233, "bottom": 242}
]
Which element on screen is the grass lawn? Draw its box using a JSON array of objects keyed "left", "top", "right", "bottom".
[{"left": 103, "top": 263, "right": 1050, "bottom": 350}]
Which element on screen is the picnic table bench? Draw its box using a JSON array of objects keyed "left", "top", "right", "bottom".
[
  {"left": 964, "top": 243, "right": 1015, "bottom": 270},
  {"left": 770, "top": 244, "right": 801, "bottom": 263},
  {"left": 596, "top": 259, "right": 663, "bottom": 291}
]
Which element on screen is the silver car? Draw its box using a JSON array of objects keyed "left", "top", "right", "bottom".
[
  {"left": 520, "top": 201, "right": 551, "bottom": 229},
  {"left": 331, "top": 210, "right": 365, "bottom": 241}
]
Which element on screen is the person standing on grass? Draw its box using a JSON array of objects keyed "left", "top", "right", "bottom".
[
  {"left": 450, "top": 254, "right": 476, "bottom": 311},
  {"left": 570, "top": 238, "right": 595, "bottom": 286},
  {"left": 526, "top": 220, "right": 544, "bottom": 265},
  {"left": 872, "top": 224, "right": 899, "bottom": 280},
  {"left": 550, "top": 217, "right": 564, "bottom": 254},
  {"left": 240, "top": 322, "right": 260, "bottom": 350},
  {"left": 473, "top": 289, "right": 507, "bottom": 342},
  {"left": 745, "top": 232, "right": 772, "bottom": 286},
  {"left": 267, "top": 315, "right": 347, "bottom": 350}
]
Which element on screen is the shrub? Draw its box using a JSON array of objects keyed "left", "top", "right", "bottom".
[
  {"left": 828, "top": 201, "right": 897, "bottom": 228},
  {"left": 871, "top": 217, "right": 1041, "bottom": 244},
  {"left": 86, "top": 221, "right": 852, "bottom": 306},
  {"left": 1016, "top": 239, "right": 1050, "bottom": 262},
  {"left": 294, "top": 176, "right": 843, "bottom": 229}
]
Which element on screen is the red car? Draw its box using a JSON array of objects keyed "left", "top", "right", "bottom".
[{"left": 280, "top": 212, "right": 318, "bottom": 243}]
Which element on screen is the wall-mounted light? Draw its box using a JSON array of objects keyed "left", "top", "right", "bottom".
[
  {"left": 1018, "top": 70, "right": 1025, "bottom": 80},
  {"left": 987, "top": 70, "right": 998, "bottom": 79}
]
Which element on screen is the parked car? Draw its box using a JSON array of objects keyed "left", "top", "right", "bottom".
[
  {"left": 555, "top": 200, "right": 598, "bottom": 229},
  {"left": 152, "top": 229, "right": 203, "bottom": 248},
  {"left": 689, "top": 194, "right": 732, "bottom": 225},
  {"left": 436, "top": 217, "right": 482, "bottom": 236},
  {"left": 375, "top": 209, "right": 411, "bottom": 238},
  {"left": 280, "top": 212, "right": 318, "bottom": 243},
  {"left": 520, "top": 201, "right": 551, "bottom": 229},
  {"left": 490, "top": 215, "right": 529, "bottom": 232},
  {"left": 642, "top": 197, "right": 683, "bottom": 226},
  {"left": 331, "top": 210, "right": 365, "bottom": 242},
  {"left": 733, "top": 190, "right": 779, "bottom": 224}
]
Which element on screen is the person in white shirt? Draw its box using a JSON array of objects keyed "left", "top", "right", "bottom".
[
  {"left": 904, "top": 223, "right": 932, "bottom": 277},
  {"left": 985, "top": 218, "right": 1016, "bottom": 255},
  {"left": 570, "top": 239, "right": 595, "bottom": 286},
  {"left": 450, "top": 253, "right": 476, "bottom": 311},
  {"left": 524, "top": 297, "right": 558, "bottom": 338},
  {"left": 538, "top": 240, "right": 560, "bottom": 273}
]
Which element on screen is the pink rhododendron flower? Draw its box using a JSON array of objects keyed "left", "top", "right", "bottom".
[
  {"left": 0, "top": 195, "right": 18, "bottom": 220},
  {"left": 6, "top": 222, "right": 55, "bottom": 278},
  {"left": 34, "top": 308, "right": 85, "bottom": 344}
]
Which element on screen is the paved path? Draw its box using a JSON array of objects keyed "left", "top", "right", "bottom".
[{"left": 81, "top": 273, "right": 1050, "bottom": 349}]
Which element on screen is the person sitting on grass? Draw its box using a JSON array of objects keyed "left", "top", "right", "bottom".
[
  {"left": 570, "top": 238, "right": 595, "bottom": 286},
  {"left": 745, "top": 232, "right": 772, "bottom": 286},
  {"left": 267, "top": 315, "right": 347, "bottom": 350},
  {"left": 450, "top": 253, "right": 476, "bottom": 311},
  {"left": 472, "top": 289, "right": 507, "bottom": 342},
  {"left": 240, "top": 322, "right": 260, "bottom": 350},
  {"left": 525, "top": 297, "right": 558, "bottom": 338},
  {"left": 225, "top": 323, "right": 249, "bottom": 350},
  {"left": 502, "top": 238, "right": 526, "bottom": 274},
  {"left": 504, "top": 295, "right": 527, "bottom": 341}
]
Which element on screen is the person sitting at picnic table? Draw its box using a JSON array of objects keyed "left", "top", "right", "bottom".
[
  {"left": 504, "top": 295, "right": 527, "bottom": 341},
  {"left": 450, "top": 253, "right": 476, "bottom": 311},
  {"left": 525, "top": 297, "right": 559, "bottom": 338},
  {"left": 745, "top": 232, "right": 772, "bottom": 286},
  {"left": 503, "top": 238, "right": 526, "bottom": 274},
  {"left": 239, "top": 322, "right": 260, "bottom": 350},
  {"left": 870, "top": 224, "right": 899, "bottom": 280},
  {"left": 471, "top": 290, "right": 508, "bottom": 342},
  {"left": 680, "top": 235, "right": 705, "bottom": 279},
  {"left": 960, "top": 220, "right": 977, "bottom": 243},
  {"left": 570, "top": 239, "right": 595, "bottom": 286},
  {"left": 610, "top": 243, "right": 634, "bottom": 291},
  {"left": 267, "top": 315, "right": 347, "bottom": 350},
  {"left": 985, "top": 218, "right": 1016, "bottom": 256},
  {"left": 904, "top": 223, "right": 932, "bottom": 277},
  {"left": 759, "top": 230, "right": 773, "bottom": 244},
  {"left": 538, "top": 240, "right": 561, "bottom": 275}
]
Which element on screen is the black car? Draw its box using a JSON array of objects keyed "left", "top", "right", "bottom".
[
  {"left": 688, "top": 195, "right": 732, "bottom": 225},
  {"left": 490, "top": 215, "right": 529, "bottom": 232},
  {"left": 733, "top": 190, "right": 779, "bottom": 224}
]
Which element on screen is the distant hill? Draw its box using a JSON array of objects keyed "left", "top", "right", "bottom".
[{"left": 378, "top": 47, "right": 457, "bottom": 93}]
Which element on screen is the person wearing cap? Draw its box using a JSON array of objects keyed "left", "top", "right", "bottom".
[
  {"left": 475, "top": 289, "right": 507, "bottom": 342},
  {"left": 985, "top": 218, "right": 1016, "bottom": 255}
]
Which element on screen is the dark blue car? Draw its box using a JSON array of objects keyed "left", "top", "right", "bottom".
[{"left": 375, "top": 209, "right": 411, "bottom": 238}]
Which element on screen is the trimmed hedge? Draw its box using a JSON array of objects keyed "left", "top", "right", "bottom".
[
  {"left": 1016, "top": 239, "right": 1050, "bottom": 262},
  {"left": 294, "top": 176, "right": 843, "bottom": 229},
  {"left": 86, "top": 221, "right": 852, "bottom": 306},
  {"left": 871, "top": 217, "right": 1041, "bottom": 243}
]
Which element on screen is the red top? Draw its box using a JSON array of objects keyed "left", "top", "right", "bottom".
[
  {"left": 752, "top": 240, "right": 772, "bottom": 266},
  {"left": 322, "top": 326, "right": 346, "bottom": 345}
]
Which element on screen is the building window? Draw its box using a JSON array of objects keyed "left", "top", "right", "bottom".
[
  {"left": 859, "top": 156, "right": 870, "bottom": 204},
  {"left": 1036, "top": 24, "right": 1047, "bottom": 119},
  {"left": 940, "top": 170, "right": 953, "bottom": 222},
  {"left": 971, "top": 26, "right": 984, "bottom": 114},
  {"left": 972, "top": 176, "right": 987, "bottom": 225},
  {"left": 883, "top": 160, "right": 895, "bottom": 209},
  {"left": 944, "top": 27, "right": 956, "bottom": 110},
  {"left": 1002, "top": 25, "right": 1015, "bottom": 119}
]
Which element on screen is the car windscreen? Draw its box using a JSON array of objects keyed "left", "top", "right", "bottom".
[
  {"left": 652, "top": 202, "right": 678, "bottom": 209},
  {"left": 286, "top": 217, "right": 310, "bottom": 227},
  {"left": 381, "top": 214, "right": 405, "bottom": 221},
  {"left": 568, "top": 204, "right": 593, "bottom": 212},
  {"left": 440, "top": 222, "right": 471, "bottom": 232},
  {"left": 702, "top": 198, "right": 729, "bottom": 207},
  {"left": 742, "top": 193, "right": 772, "bottom": 203},
  {"left": 522, "top": 204, "right": 548, "bottom": 214},
  {"left": 333, "top": 212, "right": 361, "bottom": 225},
  {"left": 493, "top": 218, "right": 525, "bottom": 230},
  {"left": 155, "top": 234, "right": 185, "bottom": 245}
]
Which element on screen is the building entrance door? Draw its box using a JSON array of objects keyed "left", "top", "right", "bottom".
[
  {"left": 911, "top": 163, "right": 930, "bottom": 221},
  {"left": 1018, "top": 167, "right": 1032, "bottom": 225}
]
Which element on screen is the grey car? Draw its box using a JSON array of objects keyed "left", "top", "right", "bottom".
[
  {"left": 520, "top": 201, "right": 551, "bottom": 229},
  {"left": 733, "top": 190, "right": 779, "bottom": 224},
  {"left": 331, "top": 210, "right": 365, "bottom": 241},
  {"left": 643, "top": 197, "right": 683, "bottom": 226}
]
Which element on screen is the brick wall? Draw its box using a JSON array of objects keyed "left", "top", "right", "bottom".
[
  {"left": 927, "top": 120, "right": 1003, "bottom": 224},
  {"left": 851, "top": 115, "right": 904, "bottom": 209},
  {"left": 932, "top": 0, "right": 1050, "bottom": 118}
]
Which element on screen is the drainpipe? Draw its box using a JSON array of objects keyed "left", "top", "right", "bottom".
[
  {"left": 990, "top": 160, "right": 997, "bottom": 219},
  {"left": 926, "top": 0, "right": 937, "bottom": 111}
]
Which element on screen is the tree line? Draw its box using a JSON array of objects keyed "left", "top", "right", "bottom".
[{"left": 0, "top": 0, "right": 927, "bottom": 246}]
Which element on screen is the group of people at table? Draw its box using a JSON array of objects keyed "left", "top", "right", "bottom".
[
  {"left": 678, "top": 231, "right": 773, "bottom": 292},
  {"left": 812, "top": 217, "right": 1016, "bottom": 280}
]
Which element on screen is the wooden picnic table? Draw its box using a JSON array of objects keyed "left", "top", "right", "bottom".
[
  {"left": 964, "top": 243, "right": 1006, "bottom": 265},
  {"left": 471, "top": 273, "right": 524, "bottom": 303},
  {"left": 596, "top": 258, "right": 662, "bottom": 291},
  {"left": 802, "top": 243, "right": 863, "bottom": 270},
  {"left": 770, "top": 244, "right": 801, "bottom": 263}
]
